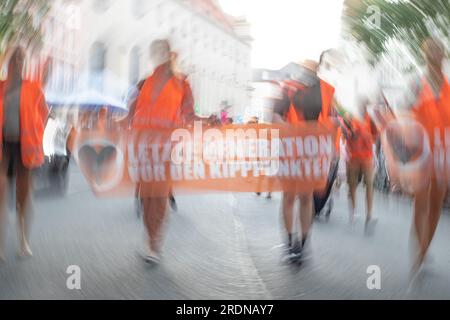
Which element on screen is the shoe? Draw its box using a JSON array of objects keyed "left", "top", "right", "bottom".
[
  {"left": 143, "top": 254, "right": 161, "bottom": 265},
  {"left": 300, "top": 238, "right": 313, "bottom": 262},
  {"left": 282, "top": 240, "right": 303, "bottom": 264},
  {"left": 256, "top": 193, "right": 261, "bottom": 196},
  {"left": 364, "top": 217, "right": 378, "bottom": 236},
  {"left": 266, "top": 193, "right": 272, "bottom": 199},
  {"left": 169, "top": 194, "right": 178, "bottom": 212},
  {"left": 409, "top": 257, "right": 424, "bottom": 287},
  {"left": 349, "top": 212, "right": 361, "bottom": 225},
  {"left": 18, "top": 242, "right": 33, "bottom": 258},
  {"left": 348, "top": 206, "right": 355, "bottom": 225},
  {"left": 141, "top": 248, "right": 161, "bottom": 266}
]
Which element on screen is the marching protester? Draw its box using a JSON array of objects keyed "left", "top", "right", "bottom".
[
  {"left": 127, "top": 39, "right": 216, "bottom": 264},
  {"left": 272, "top": 53, "right": 337, "bottom": 264},
  {"left": 0, "top": 47, "right": 49, "bottom": 261},
  {"left": 339, "top": 97, "right": 378, "bottom": 233},
  {"left": 128, "top": 79, "right": 178, "bottom": 216},
  {"left": 398, "top": 37, "right": 450, "bottom": 274}
]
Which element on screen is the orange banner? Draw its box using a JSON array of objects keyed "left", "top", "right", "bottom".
[
  {"left": 72, "top": 123, "right": 337, "bottom": 197},
  {"left": 381, "top": 117, "right": 450, "bottom": 194}
]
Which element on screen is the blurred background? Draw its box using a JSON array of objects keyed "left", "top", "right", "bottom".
[{"left": 0, "top": 0, "right": 449, "bottom": 299}]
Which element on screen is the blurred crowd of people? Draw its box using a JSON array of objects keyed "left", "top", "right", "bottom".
[{"left": 0, "top": 34, "right": 448, "bottom": 283}]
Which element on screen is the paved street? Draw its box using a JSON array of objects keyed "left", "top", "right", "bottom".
[{"left": 2, "top": 163, "right": 450, "bottom": 299}]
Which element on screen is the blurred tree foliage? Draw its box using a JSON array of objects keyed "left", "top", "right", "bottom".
[
  {"left": 0, "top": 0, "right": 50, "bottom": 56},
  {"left": 343, "top": 0, "right": 450, "bottom": 64}
]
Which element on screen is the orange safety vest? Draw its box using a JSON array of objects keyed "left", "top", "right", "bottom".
[
  {"left": 412, "top": 78, "right": 450, "bottom": 150},
  {"left": 132, "top": 64, "right": 190, "bottom": 129},
  {"left": 286, "top": 79, "right": 335, "bottom": 125},
  {"left": 0, "top": 80, "right": 49, "bottom": 168},
  {"left": 286, "top": 79, "right": 340, "bottom": 151},
  {"left": 345, "top": 114, "right": 376, "bottom": 161}
]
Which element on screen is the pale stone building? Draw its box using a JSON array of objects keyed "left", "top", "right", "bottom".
[{"left": 44, "top": 0, "right": 252, "bottom": 117}]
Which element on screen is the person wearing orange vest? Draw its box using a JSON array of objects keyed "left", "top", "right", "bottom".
[
  {"left": 404, "top": 37, "right": 450, "bottom": 273},
  {"left": 128, "top": 39, "right": 215, "bottom": 264},
  {"left": 272, "top": 56, "right": 336, "bottom": 264},
  {"left": 130, "top": 77, "right": 179, "bottom": 215},
  {"left": 340, "top": 99, "right": 378, "bottom": 233},
  {"left": 0, "top": 47, "right": 49, "bottom": 261}
]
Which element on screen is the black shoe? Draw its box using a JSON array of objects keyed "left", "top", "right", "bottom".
[
  {"left": 141, "top": 251, "right": 161, "bottom": 266},
  {"left": 282, "top": 240, "right": 303, "bottom": 264},
  {"left": 143, "top": 255, "right": 160, "bottom": 265},
  {"left": 169, "top": 194, "right": 178, "bottom": 212},
  {"left": 266, "top": 193, "right": 272, "bottom": 199},
  {"left": 290, "top": 241, "right": 303, "bottom": 264},
  {"left": 256, "top": 192, "right": 261, "bottom": 196}
]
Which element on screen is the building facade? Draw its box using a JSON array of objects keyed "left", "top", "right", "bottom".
[
  {"left": 51, "top": 0, "right": 253, "bottom": 117},
  {"left": 41, "top": 0, "right": 82, "bottom": 95}
]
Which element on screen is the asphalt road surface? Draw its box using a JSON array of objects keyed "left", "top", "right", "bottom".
[{"left": 1, "top": 163, "right": 450, "bottom": 299}]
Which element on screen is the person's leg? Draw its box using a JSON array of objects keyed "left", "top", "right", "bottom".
[
  {"left": 362, "top": 161, "right": 377, "bottom": 234},
  {"left": 256, "top": 175, "right": 262, "bottom": 196},
  {"left": 362, "top": 161, "right": 375, "bottom": 222},
  {"left": 412, "top": 185, "right": 430, "bottom": 270},
  {"left": 346, "top": 162, "right": 358, "bottom": 223},
  {"left": 282, "top": 192, "right": 296, "bottom": 246},
  {"left": 16, "top": 150, "right": 33, "bottom": 257},
  {"left": 266, "top": 177, "right": 274, "bottom": 199},
  {"left": 142, "top": 196, "right": 168, "bottom": 257},
  {"left": 135, "top": 183, "right": 142, "bottom": 218},
  {"left": 423, "top": 178, "right": 446, "bottom": 257},
  {"left": 168, "top": 191, "right": 177, "bottom": 212},
  {"left": 0, "top": 148, "right": 8, "bottom": 261},
  {"left": 299, "top": 192, "right": 314, "bottom": 245}
]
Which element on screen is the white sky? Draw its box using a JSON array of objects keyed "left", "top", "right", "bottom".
[{"left": 219, "top": 0, "right": 345, "bottom": 69}]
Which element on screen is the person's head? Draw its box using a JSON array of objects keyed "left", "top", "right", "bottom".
[
  {"left": 294, "top": 59, "right": 319, "bottom": 86},
  {"left": 421, "top": 37, "right": 445, "bottom": 70},
  {"left": 319, "top": 50, "right": 328, "bottom": 66},
  {"left": 318, "top": 49, "right": 342, "bottom": 86},
  {"left": 7, "top": 47, "right": 25, "bottom": 79},
  {"left": 150, "top": 39, "right": 172, "bottom": 68},
  {"left": 247, "top": 116, "right": 258, "bottom": 124},
  {"left": 319, "top": 49, "right": 341, "bottom": 71},
  {"left": 301, "top": 59, "right": 319, "bottom": 74},
  {"left": 356, "top": 96, "right": 370, "bottom": 120}
]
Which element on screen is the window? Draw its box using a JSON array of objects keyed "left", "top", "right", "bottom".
[
  {"left": 89, "top": 41, "right": 107, "bottom": 89},
  {"left": 129, "top": 46, "right": 140, "bottom": 85}
]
